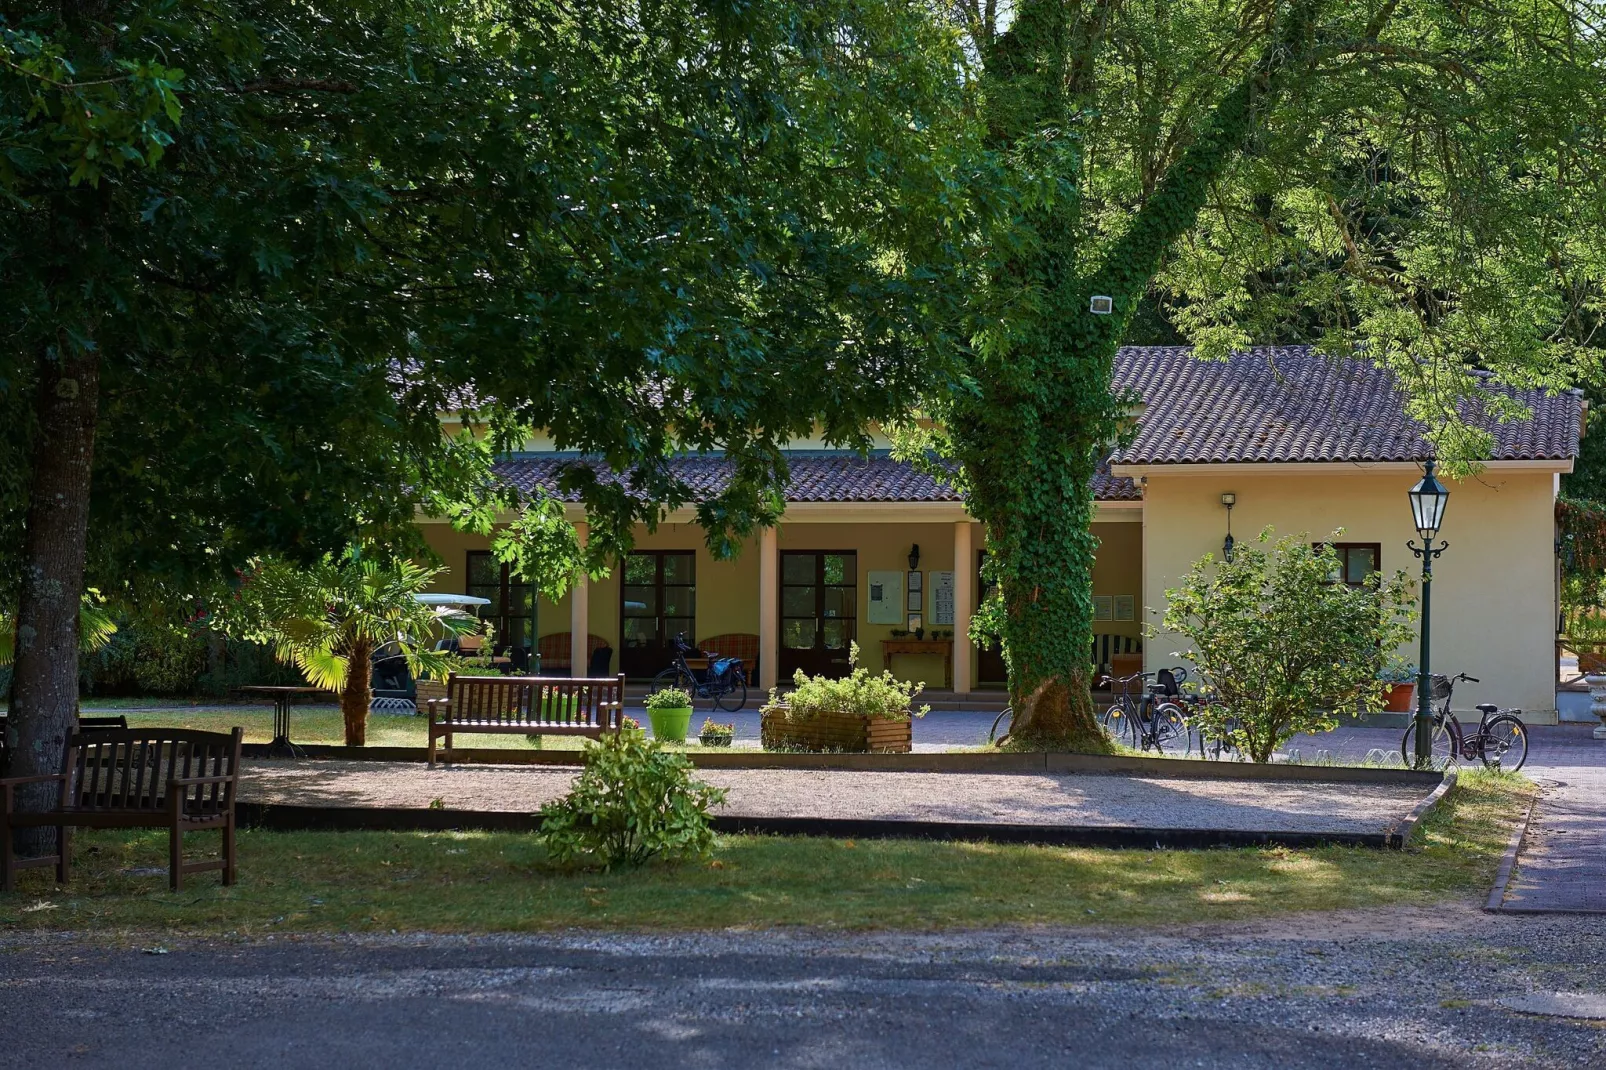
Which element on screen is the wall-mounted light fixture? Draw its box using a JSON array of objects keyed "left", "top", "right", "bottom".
[
  {"left": 908, "top": 544, "right": 921, "bottom": 571},
  {"left": 1220, "top": 492, "right": 1237, "bottom": 561}
]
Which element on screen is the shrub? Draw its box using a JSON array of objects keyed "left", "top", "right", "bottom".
[
  {"left": 645, "top": 687, "right": 692, "bottom": 711},
  {"left": 772, "top": 642, "right": 928, "bottom": 721},
  {"left": 1162, "top": 529, "right": 1416, "bottom": 763},
  {"left": 538, "top": 729, "right": 726, "bottom": 869}
]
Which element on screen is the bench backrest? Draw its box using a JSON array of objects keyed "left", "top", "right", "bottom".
[
  {"left": 60, "top": 728, "right": 243, "bottom": 817},
  {"left": 444, "top": 673, "right": 627, "bottom": 730},
  {"left": 535, "top": 632, "right": 611, "bottom": 668},
  {"left": 698, "top": 633, "right": 759, "bottom": 670}
]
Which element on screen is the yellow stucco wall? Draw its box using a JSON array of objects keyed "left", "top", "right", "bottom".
[
  {"left": 420, "top": 516, "right": 1144, "bottom": 689},
  {"left": 1137, "top": 466, "right": 1559, "bottom": 719}
]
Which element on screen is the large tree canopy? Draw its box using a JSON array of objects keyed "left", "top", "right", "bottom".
[
  {"left": 0, "top": 1, "right": 989, "bottom": 821},
  {"left": 909, "top": 0, "right": 1606, "bottom": 745}
]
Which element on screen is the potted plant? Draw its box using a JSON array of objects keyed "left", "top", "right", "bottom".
[
  {"left": 760, "top": 643, "right": 928, "bottom": 753},
  {"left": 698, "top": 718, "right": 735, "bottom": 747},
  {"left": 645, "top": 687, "right": 694, "bottom": 743},
  {"left": 1379, "top": 662, "right": 1417, "bottom": 712}
]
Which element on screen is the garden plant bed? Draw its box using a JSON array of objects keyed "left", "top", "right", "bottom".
[
  {"left": 232, "top": 759, "right": 1449, "bottom": 848},
  {"left": 759, "top": 705, "right": 912, "bottom": 753}
]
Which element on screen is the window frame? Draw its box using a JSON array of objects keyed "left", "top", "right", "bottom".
[{"left": 1316, "top": 542, "right": 1383, "bottom": 589}]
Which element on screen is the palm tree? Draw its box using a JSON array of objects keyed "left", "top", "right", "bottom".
[{"left": 227, "top": 552, "right": 473, "bottom": 745}]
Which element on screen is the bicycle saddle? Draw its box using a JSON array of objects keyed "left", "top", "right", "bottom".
[{"left": 1475, "top": 703, "right": 1499, "bottom": 715}]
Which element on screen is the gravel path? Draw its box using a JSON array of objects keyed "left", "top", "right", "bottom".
[
  {"left": 239, "top": 761, "right": 1428, "bottom": 834},
  {"left": 2, "top": 908, "right": 1603, "bottom": 1068}
]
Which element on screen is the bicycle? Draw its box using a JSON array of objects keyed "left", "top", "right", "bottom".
[
  {"left": 1100, "top": 667, "right": 1190, "bottom": 754},
  {"left": 652, "top": 634, "right": 749, "bottom": 712},
  {"left": 1399, "top": 672, "right": 1529, "bottom": 772}
]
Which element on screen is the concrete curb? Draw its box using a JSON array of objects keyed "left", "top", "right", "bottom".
[
  {"left": 1390, "top": 769, "right": 1456, "bottom": 849},
  {"left": 233, "top": 802, "right": 1405, "bottom": 850},
  {"left": 1485, "top": 796, "right": 1537, "bottom": 913},
  {"left": 241, "top": 743, "right": 1444, "bottom": 787}
]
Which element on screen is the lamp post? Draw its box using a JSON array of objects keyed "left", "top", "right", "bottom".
[{"left": 1407, "top": 460, "right": 1450, "bottom": 768}]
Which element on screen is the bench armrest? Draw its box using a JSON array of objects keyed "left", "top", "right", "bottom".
[
  {"left": 0, "top": 773, "right": 68, "bottom": 788},
  {"left": 427, "top": 697, "right": 449, "bottom": 723}
]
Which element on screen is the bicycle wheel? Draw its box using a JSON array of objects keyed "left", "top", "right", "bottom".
[
  {"left": 1150, "top": 702, "right": 1188, "bottom": 754},
  {"left": 988, "top": 707, "right": 1013, "bottom": 747},
  {"left": 1478, "top": 715, "right": 1529, "bottom": 773},
  {"left": 1400, "top": 718, "right": 1454, "bottom": 770},
  {"left": 651, "top": 666, "right": 697, "bottom": 699},
  {"left": 714, "top": 671, "right": 748, "bottom": 713}
]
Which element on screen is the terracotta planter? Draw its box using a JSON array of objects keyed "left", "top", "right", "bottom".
[
  {"left": 1380, "top": 682, "right": 1415, "bottom": 713},
  {"left": 760, "top": 705, "right": 912, "bottom": 753}
]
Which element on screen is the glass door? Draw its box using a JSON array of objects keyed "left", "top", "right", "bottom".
[
  {"left": 465, "top": 551, "right": 531, "bottom": 657},
  {"left": 620, "top": 551, "right": 696, "bottom": 679},
  {"left": 779, "top": 551, "right": 857, "bottom": 679}
]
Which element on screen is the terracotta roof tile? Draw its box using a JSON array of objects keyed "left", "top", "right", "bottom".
[{"left": 1111, "top": 345, "right": 1581, "bottom": 465}]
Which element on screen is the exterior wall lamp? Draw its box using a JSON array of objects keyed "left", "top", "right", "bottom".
[
  {"left": 908, "top": 544, "right": 921, "bottom": 571},
  {"left": 1220, "top": 492, "right": 1237, "bottom": 562}
]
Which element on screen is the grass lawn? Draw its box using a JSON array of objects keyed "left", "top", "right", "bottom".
[{"left": 0, "top": 770, "right": 1530, "bottom": 935}]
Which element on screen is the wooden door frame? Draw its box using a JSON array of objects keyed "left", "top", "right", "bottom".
[
  {"left": 778, "top": 549, "right": 858, "bottom": 679},
  {"left": 620, "top": 549, "right": 696, "bottom": 679}
]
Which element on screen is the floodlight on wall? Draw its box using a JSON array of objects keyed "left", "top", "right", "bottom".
[{"left": 1089, "top": 295, "right": 1114, "bottom": 315}]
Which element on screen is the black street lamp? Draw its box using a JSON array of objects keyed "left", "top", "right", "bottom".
[{"left": 1407, "top": 459, "right": 1450, "bottom": 768}]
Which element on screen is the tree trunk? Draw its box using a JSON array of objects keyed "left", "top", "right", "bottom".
[
  {"left": 959, "top": 0, "right": 1315, "bottom": 749},
  {"left": 342, "top": 638, "right": 373, "bottom": 746},
  {"left": 9, "top": 340, "right": 101, "bottom": 855}
]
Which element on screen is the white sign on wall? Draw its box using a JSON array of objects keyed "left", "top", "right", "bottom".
[
  {"left": 929, "top": 570, "right": 955, "bottom": 627},
  {"left": 866, "top": 570, "right": 904, "bottom": 625}
]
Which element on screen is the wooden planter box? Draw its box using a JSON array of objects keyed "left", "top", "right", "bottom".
[{"left": 760, "top": 705, "right": 912, "bottom": 753}]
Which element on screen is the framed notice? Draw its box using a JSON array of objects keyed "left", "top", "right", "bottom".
[
  {"left": 1093, "top": 595, "right": 1113, "bottom": 621},
  {"left": 866, "top": 570, "right": 904, "bottom": 625},
  {"left": 929, "top": 570, "right": 955, "bottom": 627},
  {"left": 1114, "top": 594, "right": 1136, "bottom": 622},
  {"left": 906, "top": 569, "right": 923, "bottom": 612}
]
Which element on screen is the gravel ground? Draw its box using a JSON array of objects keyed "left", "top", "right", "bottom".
[
  {"left": 1, "top": 907, "right": 1602, "bottom": 1068},
  {"left": 239, "top": 761, "right": 1428, "bottom": 834}
]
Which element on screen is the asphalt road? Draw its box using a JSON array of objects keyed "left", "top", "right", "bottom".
[{"left": 3, "top": 907, "right": 1603, "bottom": 1069}]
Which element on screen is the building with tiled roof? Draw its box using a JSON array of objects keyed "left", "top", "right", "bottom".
[{"left": 421, "top": 345, "right": 1582, "bottom": 720}]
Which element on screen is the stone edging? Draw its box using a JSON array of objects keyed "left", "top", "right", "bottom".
[
  {"left": 233, "top": 802, "right": 1410, "bottom": 850},
  {"left": 1390, "top": 768, "right": 1457, "bottom": 849},
  {"left": 1484, "top": 795, "right": 1538, "bottom": 913}
]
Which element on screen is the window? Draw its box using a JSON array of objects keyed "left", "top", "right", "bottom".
[
  {"left": 465, "top": 551, "right": 531, "bottom": 651},
  {"left": 1322, "top": 543, "right": 1381, "bottom": 588}
]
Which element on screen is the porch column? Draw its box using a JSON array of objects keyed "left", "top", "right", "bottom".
[
  {"left": 953, "top": 520, "right": 973, "bottom": 694},
  {"left": 759, "top": 525, "right": 779, "bottom": 690},
  {"left": 570, "top": 521, "right": 589, "bottom": 675}
]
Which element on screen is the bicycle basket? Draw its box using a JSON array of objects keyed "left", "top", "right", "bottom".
[{"left": 1428, "top": 674, "right": 1454, "bottom": 701}]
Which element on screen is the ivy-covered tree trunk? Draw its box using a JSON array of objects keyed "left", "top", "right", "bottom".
[
  {"left": 959, "top": 0, "right": 1314, "bottom": 747},
  {"left": 342, "top": 637, "right": 374, "bottom": 746},
  {"left": 10, "top": 340, "right": 100, "bottom": 854}
]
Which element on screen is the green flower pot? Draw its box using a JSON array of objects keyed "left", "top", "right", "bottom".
[{"left": 648, "top": 705, "right": 693, "bottom": 743}]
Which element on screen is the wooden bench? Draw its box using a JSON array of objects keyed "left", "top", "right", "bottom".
[
  {"left": 698, "top": 633, "right": 759, "bottom": 676},
  {"left": 427, "top": 673, "right": 627, "bottom": 766},
  {"left": 1, "top": 727, "right": 242, "bottom": 892},
  {"left": 536, "top": 632, "right": 612, "bottom": 674}
]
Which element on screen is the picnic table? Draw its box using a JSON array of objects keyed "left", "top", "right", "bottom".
[{"left": 237, "top": 686, "right": 335, "bottom": 758}]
